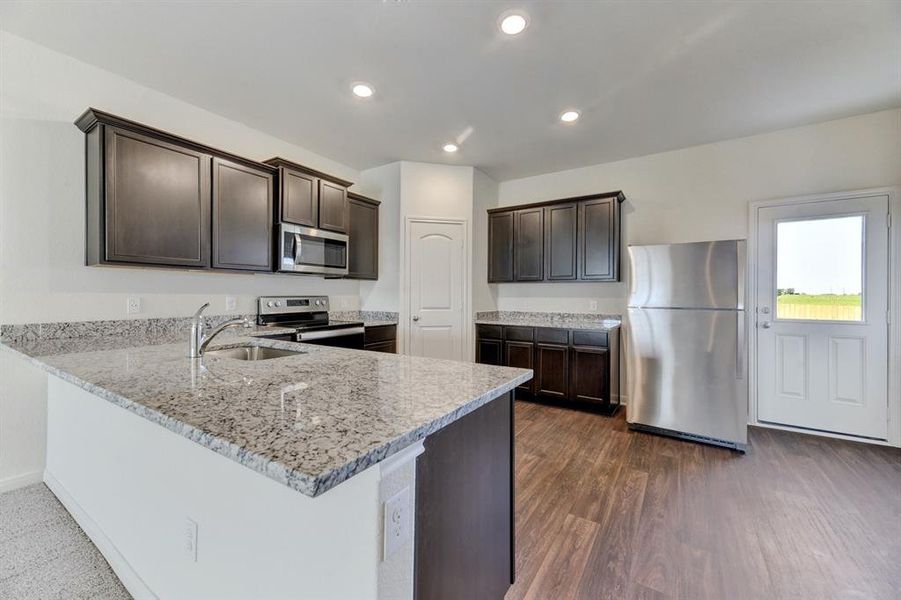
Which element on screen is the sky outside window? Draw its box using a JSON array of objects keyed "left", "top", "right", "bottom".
[{"left": 776, "top": 215, "right": 863, "bottom": 321}]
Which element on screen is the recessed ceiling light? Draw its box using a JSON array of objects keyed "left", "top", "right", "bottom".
[
  {"left": 443, "top": 143, "right": 459, "bottom": 153},
  {"left": 560, "top": 110, "right": 581, "bottom": 123},
  {"left": 351, "top": 83, "right": 374, "bottom": 98},
  {"left": 499, "top": 12, "right": 529, "bottom": 36}
]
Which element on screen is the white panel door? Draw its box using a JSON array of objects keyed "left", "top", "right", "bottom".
[
  {"left": 409, "top": 220, "right": 465, "bottom": 360},
  {"left": 756, "top": 194, "right": 889, "bottom": 439}
]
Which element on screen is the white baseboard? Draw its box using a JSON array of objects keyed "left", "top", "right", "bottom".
[
  {"left": 0, "top": 470, "right": 43, "bottom": 494},
  {"left": 43, "top": 470, "right": 158, "bottom": 600}
]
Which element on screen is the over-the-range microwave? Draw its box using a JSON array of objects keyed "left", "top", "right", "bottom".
[{"left": 278, "top": 223, "right": 348, "bottom": 276}]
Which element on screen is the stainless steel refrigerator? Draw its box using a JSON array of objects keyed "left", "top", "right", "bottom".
[{"left": 625, "top": 240, "right": 748, "bottom": 451}]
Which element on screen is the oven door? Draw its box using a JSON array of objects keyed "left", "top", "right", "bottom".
[{"left": 279, "top": 224, "right": 348, "bottom": 276}]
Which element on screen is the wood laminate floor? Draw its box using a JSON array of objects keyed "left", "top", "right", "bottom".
[{"left": 507, "top": 400, "right": 901, "bottom": 600}]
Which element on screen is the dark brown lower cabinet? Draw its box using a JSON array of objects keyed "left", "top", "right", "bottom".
[
  {"left": 476, "top": 324, "right": 620, "bottom": 414},
  {"left": 363, "top": 324, "right": 396, "bottom": 353},
  {"left": 415, "top": 392, "right": 513, "bottom": 600},
  {"left": 477, "top": 338, "right": 503, "bottom": 366},
  {"left": 536, "top": 344, "right": 569, "bottom": 398},
  {"left": 569, "top": 346, "right": 608, "bottom": 403},
  {"left": 505, "top": 341, "right": 535, "bottom": 393}
]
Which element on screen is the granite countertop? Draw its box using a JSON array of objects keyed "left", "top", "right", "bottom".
[
  {"left": 329, "top": 311, "right": 398, "bottom": 328},
  {"left": 2, "top": 330, "right": 529, "bottom": 498},
  {"left": 475, "top": 311, "right": 621, "bottom": 332}
]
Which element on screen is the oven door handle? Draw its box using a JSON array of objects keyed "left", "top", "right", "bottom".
[{"left": 297, "top": 327, "right": 365, "bottom": 341}]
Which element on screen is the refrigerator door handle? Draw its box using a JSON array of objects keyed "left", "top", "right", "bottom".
[{"left": 736, "top": 312, "right": 746, "bottom": 380}]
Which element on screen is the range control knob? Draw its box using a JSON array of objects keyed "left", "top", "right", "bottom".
[
  {"left": 315, "top": 300, "right": 322, "bottom": 306},
  {"left": 267, "top": 301, "right": 274, "bottom": 308},
  {"left": 275, "top": 301, "right": 282, "bottom": 307}
]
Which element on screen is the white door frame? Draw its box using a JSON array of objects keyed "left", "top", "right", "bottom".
[
  {"left": 402, "top": 216, "right": 471, "bottom": 360},
  {"left": 748, "top": 187, "right": 900, "bottom": 447}
]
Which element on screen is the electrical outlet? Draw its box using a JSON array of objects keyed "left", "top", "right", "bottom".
[
  {"left": 589, "top": 300, "right": 599, "bottom": 311},
  {"left": 383, "top": 487, "right": 411, "bottom": 560},
  {"left": 126, "top": 296, "right": 142, "bottom": 315},
  {"left": 225, "top": 296, "right": 237, "bottom": 311},
  {"left": 184, "top": 517, "right": 198, "bottom": 562}
]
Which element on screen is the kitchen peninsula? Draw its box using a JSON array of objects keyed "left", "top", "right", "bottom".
[{"left": 2, "top": 324, "right": 530, "bottom": 600}]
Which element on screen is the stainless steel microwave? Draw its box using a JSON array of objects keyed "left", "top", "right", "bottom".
[{"left": 278, "top": 223, "right": 348, "bottom": 276}]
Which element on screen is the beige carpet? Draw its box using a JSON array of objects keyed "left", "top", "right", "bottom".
[{"left": 0, "top": 483, "right": 130, "bottom": 599}]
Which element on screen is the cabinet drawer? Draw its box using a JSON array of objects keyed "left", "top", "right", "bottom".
[
  {"left": 504, "top": 326, "right": 534, "bottom": 342},
  {"left": 476, "top": 324, "right": 503, "bottom": 340},
  {"left": 571, "top": 330, "right": 608, "bottom": 348},
  {"left": 536, "top": 328, "right": 569, "bottom": 345},
  {"left": 364, "top": 340, "right": 396, "bottom": 354},
  {"left": 364, "top": 324, "right": 396, "bottom": 345}
]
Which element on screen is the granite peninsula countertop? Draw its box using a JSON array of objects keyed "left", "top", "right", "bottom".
[
  {"left": 475, "top": 311, "right": 621, "bottom": 332},
  {"left": 2, "top": 330, "right": 530, "bottom": 498}
]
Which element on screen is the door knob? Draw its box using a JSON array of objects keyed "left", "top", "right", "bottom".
[
  {"left": 760, "top": 321, "right": 771, "bottom": 329},
  {"left": 412, "top": 315, "right": 420, "bottom": 322}
]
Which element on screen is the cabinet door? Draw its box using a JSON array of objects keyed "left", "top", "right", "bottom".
[
  {"left": 280, "top": 168, "right": 318, "bottom": 227},
  {"left": 579, "top": 197, "right": 619, "bottom": 281},
  {"left": 514, "top": 208, "right": 544, "bottom": 281},
  {"left": 536, "top": 344, "right": 569, "bottom": 398},
  {"left": 103, "top": 126, "right": 210, "bottom": 267},
  {"left": 211, "top": 158, "right": 273, "bottom": 271},
  {"left": 505, "top": 341, "right": 535, "bottom": 393},
  {"left": 488, "top": 212, "right": 514, "bottom": 282},
  {"left": 569, "top": 346, "right": 609, "bottom": 404},
  {"left": 544, "top": 203, "right": 578, "bottom": 280},
  {"left": 347, "top": 197, "right": 379, "bottom": 279},
  {"left": 318, "top": 180, "right": 348, "bottom": 233},
  {"left": 365, "top": 340, "right": 396, "bottom": 354},
  {"left": 476, "top": 338, "right": 503, "bottom": 366}
]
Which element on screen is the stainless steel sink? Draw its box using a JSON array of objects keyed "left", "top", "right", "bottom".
[{"left": 204, "top": 345, "right": 305, "bottom": 361}]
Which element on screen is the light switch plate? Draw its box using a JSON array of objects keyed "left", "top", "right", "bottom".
[{"left": 383, "top": 487, "right": 411, "bottom": 560}]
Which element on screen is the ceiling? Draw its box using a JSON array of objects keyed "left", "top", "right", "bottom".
[{"left": 1, "top": 1, "right": 899, "bottom": 181}]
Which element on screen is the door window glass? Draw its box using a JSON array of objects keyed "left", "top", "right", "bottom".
[{"left": 776, "top": 215, "right": 863, "bottom": 321}]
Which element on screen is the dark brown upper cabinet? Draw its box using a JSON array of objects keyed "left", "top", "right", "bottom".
[
  {"left": 279, "top": 168, "right": 318, "bottom": 227},
  {"left": 318, "top": 180, "right": 348, "bottom": 233},
  {"left": 346, "top": 192, "right": 380, "bottom": 280},
  {"left": 488, "top": 212, "right": 515, "bottom": 282},
  {"left": 513, "top": 208, "right": 544, "bottom": 281},
  {"left": 579, "top": 196, "right": 620, "bottom": 281},
  {"left": 264, "top": 157, "right": 352, "bottom": 233},
  {"left": 544, "top": 202, "right": 578, "bottom": 280},
  {"left": 87, "top": 121, "right": 212, "bottom": 268},
  {"left": 486, "top": 191, "right": 625, "bottom": 283},
  {"left": 211, "top": 158, "right": 274, "bottom": 271}
]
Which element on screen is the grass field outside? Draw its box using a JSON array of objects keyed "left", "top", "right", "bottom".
[{"left": 777, "top": 293, "right": 861, "bottom": 321}]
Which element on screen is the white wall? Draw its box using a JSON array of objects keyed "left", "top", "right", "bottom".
[
  {"left": 0, "top": 32, "right": 365, "bottom": 491},
  {"left": 0, "top": 32, "right": 362, "bottom": 326},
  {"left": 356, "top": 162, "right": 401, "bottom": 313},
  {"left": 472, "top": 169, "right": 499, "bottom": 313},
  {"left": 493, "top": 109, "right": 901, "bottom": 315}
]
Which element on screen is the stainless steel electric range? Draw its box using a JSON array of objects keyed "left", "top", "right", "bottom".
[{"left": 257, "top": 296, "right": 364, "bottom": 349}]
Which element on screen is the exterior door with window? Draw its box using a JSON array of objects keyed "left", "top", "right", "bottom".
[{"left": 756, "top": 194, "right": 889, "bottom": 439}]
